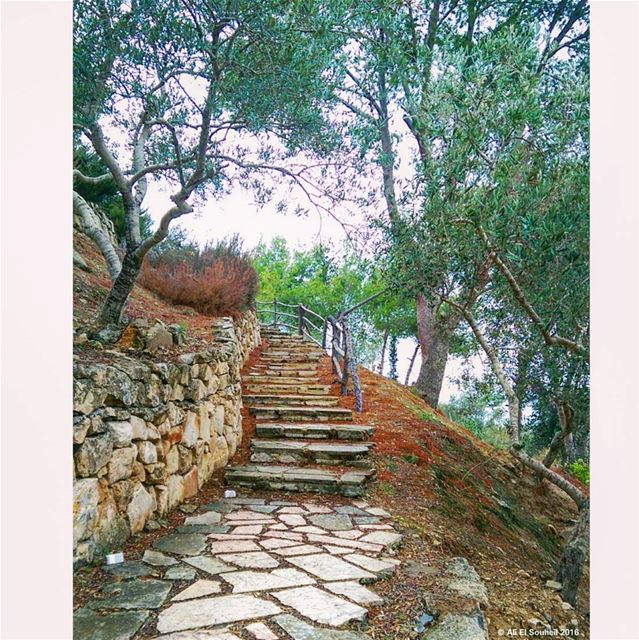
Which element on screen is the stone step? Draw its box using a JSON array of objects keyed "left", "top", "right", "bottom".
[
  {"left": 254, "top": 362, "right": 319, "bottom": 371},
  {"left": 261, "top": 333, "right": 305, "bottom": 341},
  {"left": 245, "top": 374, "right": 322, "bottom": 385},
  {"left": 224, "top": 464, "right": 375, "bottom": 497},
  {"left": 250, "top": 439, "right": 373, "bottom": 466},
  {"left": 250, "top": 406, "right": 353, "bottom": 422},
  {"left": 244, "top": 394, "right": 339, "bottom": 408},
  {"left": 249, "top": 371, "right": 321, "bottom": 381},
  {"left": 244, "top": 382, "right": 332, "bottom": 396},
  {"left": 261, "top": 354, "right": 323, "bottom": 363},
  {"left": 256, "top": 423, "right": 374, "bottom": 440},
  {"left": 263, "top": 341, "right": 321, "bottom": 350}
]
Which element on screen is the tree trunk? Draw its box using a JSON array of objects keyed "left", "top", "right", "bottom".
[
  {"left": 405, "top": 343, "right": 420, "bottom": 385},
  {"left": 544, "top": 402, "right": 575, "bottom": 468},
  {"left": 556, "top": 504, "right": 589, "bottom": 606},
  {"left": 377, "top": 329, "right": 389, "bottom": 375},
  {"left": 99, "top": 250, "right": 142, "bottom": 325},
  {"left": 414, "top": 293, "right": 456, "bottom": 408}
]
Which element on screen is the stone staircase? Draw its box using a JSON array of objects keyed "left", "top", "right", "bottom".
[{"left": 225, "top": 327, "right": 376, "bottom": 496}]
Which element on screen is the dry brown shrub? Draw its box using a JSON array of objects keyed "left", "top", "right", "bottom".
[{"left": 140, "top": 238, "right": 258, "bottom": 317}]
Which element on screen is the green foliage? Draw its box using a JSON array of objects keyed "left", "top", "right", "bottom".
[
  {"left": 568, "top": 459, "right": 589, "bottom": 485},
  {"left": 253, "top": 236, "right": 411, "bottom": 366},
  {"left": 442, "top": 382, "right": 510, "bottom": 448}
]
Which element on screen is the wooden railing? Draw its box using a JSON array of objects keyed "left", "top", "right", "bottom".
[{"left": 256, "top": 291, "right": 386, "bottom": 413}]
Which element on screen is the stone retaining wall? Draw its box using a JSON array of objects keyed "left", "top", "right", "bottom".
[{"left": 73, "top": 312, "right": 260, "bottom": 566}]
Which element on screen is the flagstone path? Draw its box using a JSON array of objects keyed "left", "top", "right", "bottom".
[
  {"left": 74, "top": 496, "right": 402, "bottom": 639},
  {"left": 74, "top": 329, "right": 402, "bottom": 639}
]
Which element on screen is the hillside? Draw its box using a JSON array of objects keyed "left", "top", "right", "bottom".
[{"left": 73, "top": 235, "right": 589, "bottom": 638}]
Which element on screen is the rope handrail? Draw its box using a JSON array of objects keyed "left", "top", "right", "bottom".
[{"left": 255, "top": 293, "right": 388, "bottom": 413}]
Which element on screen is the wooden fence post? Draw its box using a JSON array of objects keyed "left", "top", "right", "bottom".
[
  {"left": 273, "top": 299, "right": 278, "bottom": 326},
  {"left": 298, "top": 305, "right": 304, "bottom": 336}
]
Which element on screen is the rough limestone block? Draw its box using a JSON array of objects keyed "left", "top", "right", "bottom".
[
  {"left": 73, "top": 478, "right": 100, "bottom": 545},
  {"left": 183, "top": 466, "right": 198, "bottom": 499},
  {"left": 108, "top": 446, "right": 136, "bottom": 484},
  {"left": 127, "top": 483, "right": 155, "bottom": 533},
  {"left": 75, "top": 433, "right": 113, "bottom": 477},
  {"left": 107, "top": 420, "right": 133, "bottom": 448}
]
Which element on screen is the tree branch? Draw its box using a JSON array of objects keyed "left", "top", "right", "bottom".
[
  {"left": 474, "top": 223, "right": 587, "bottom": 356},
  {"left": 73, "top": 191, "right": 121, "bottom": 281},
  {"left": 73, "top": 169, "right": 114, "bottom": 186}
]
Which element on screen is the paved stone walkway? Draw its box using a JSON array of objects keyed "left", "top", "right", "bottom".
[
  {"left": 74, "top": 496, "right": 402, "bottom": 639},
  {"left": 75, "top": 329, "right": 402, "bottom": 639}
]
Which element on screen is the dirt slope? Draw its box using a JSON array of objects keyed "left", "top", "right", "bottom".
[{"left": 330, "top": 367, "right": 589, "bottom": 637}]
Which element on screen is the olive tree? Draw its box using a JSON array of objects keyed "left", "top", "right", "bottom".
[
  {"left": 74, "top": 0, "right": 345, "bottom": 326},
  {"left": 331, "top": 0, "right": 588, "bottom": 406},
  {"left": 389, "top": 28, "right": 589, "bottom": 604}
]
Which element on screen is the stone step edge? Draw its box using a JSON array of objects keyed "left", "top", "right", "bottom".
[
  {"left": 255, "top": 423, "right": 374, "bottom": 441},
  {"left": 250, "top": 407, "right": 354, "bottom": 421},
  {"left": 224, "top": 464, "right": 376, "bottom": 483},
  {"left": 251, "top": 438, "right": 374, "bottom": 451}
]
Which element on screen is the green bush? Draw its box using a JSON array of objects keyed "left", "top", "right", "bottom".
[{"left": 568, "top": 458, "right": 589, "bottom": 485}]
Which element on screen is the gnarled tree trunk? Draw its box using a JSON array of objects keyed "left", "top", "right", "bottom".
[
  {"left": 555, "top": 504, "right": 589, "bottom": 606},
  {"left": 99, "top": 250, "right": 142, "bottom": 325},
  {"left": 543, "top": 402, "right": 576, "bottom": 468}
]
